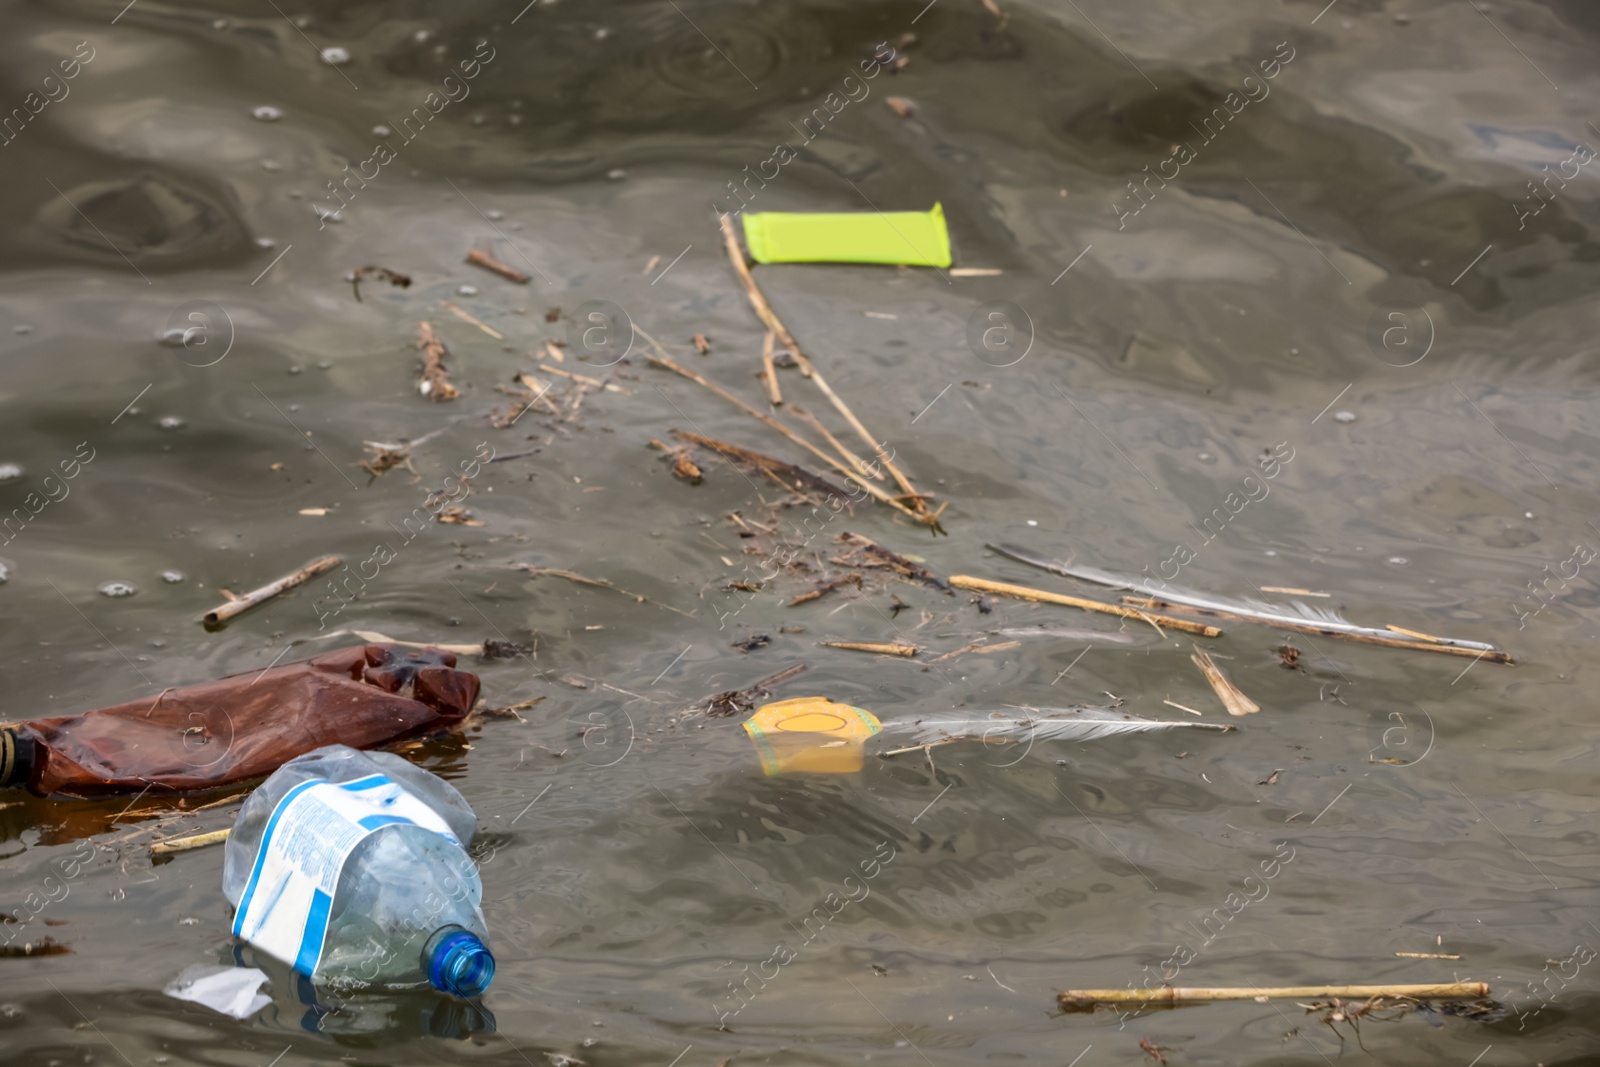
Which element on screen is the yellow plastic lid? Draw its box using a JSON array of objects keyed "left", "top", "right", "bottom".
[{"left": 743, "top": 696, "right": 882, "bottom": 775}]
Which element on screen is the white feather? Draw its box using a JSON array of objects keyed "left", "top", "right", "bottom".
[{"left": 880, "top": 707, "right": 1231, "bottom": 746}]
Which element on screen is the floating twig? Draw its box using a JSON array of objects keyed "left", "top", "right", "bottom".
[
  {"left": 836, "top": 532, "right": 949, "bottom": 591},
  {"left": 416, "top": 321, "right": 459, "bottom": 400},
  {"left": 672, "top": 430, "right": 850, "bottom": 502},
  {"left": 821, "top": 640, "right": 920, "bottom": 657},
  {"left": 203, "top": 555, "right": 342, "bottom": 626},
  {"left": 442, "top": 300, "right": 504, "bottom": 340},
  {"left": 927, "top": 639, "right": 1020, "bottom": 664},
  {"left": 949, "top": 576, "right": 1221, "bottom": 636},
  {"left": 704, "top": 663, "right": 810, "bottom": 717},
  {"left": 1057, "top": 983, "right": 1489, "bottom": 1011},
  {"left": 1189, "top": 649, "right": 1260, "bottom": 716},
  {"left": 467, "top": 245, "right": 529, "bottom": 284},
  {"left": 514, "top": 563, "right": 692, "bottom": 617},
  {"left": 761, "top": 331, "right": 782, "bottom": 406},
  {"left": 350, "top": 265, "right": 411, "bottom": 303},
  {"left": 649, "top": 438, "right": 704, "bottom": 484},
  {"left": 150, "top": 828, "right": 232, "bottom": 856},
  {"left": 788, "top": 573, "right": 862, "bottom": 606},
  {"left": 716, "top": 215, "right": 943, "bottom": 532}
]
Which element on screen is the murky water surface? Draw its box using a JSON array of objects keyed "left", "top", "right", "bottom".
[{"left": 1, "top": 0, "right": 1597, "bottom": 1063}]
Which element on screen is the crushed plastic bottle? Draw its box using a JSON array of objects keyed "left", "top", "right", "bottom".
[
  {"left": 0, "top": 644, "right": 480, "bottom": 795},
  {"left": 223, "top": 745, "right": 494, "bottom": 998}
]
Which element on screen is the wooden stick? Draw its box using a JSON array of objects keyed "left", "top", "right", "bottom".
[
  {"left": 718, "top": 214, "right": 810, "bottom": 373},
  {"left": 644, "top": 341, "right": 918, "bottom": 518},
  {"left": 467, "top": 246, "right": 529, "bottom": 284},
  {"left": 416, "top": 321, "right": 459, "bottom": 400},
  {"left": 514, "top": 564, "right": 693, "bottom": 617},
  {"left": 1190, "top": 650, "right": 1260, "bottom": 716},
  {"left": 150, "top": 828, "right": 231, "bottom": 856},
  {"left": 792, "top": 407, "right": 883, "bottom": 483},
  {"left": 204, "top": 555, "right": 342, "bottom": 625},
  {"left": 441, "top": 300, "right": 504, "bottom": 340},
  {"left": 950, "top": 576, "right": 1221, "bottom": 637},
  {"left": 1121, "top": 596, "right": 1511, "bottom": 662},
  {"left": 1386, "top": 624, "right": 1444, "bottom": 643},
  {"left": 673, "top": 430, "right": 849, "bottom": 501},
  {"left": 1058, "top": 983, "right": 1489, "bottom": 1009},
  {"left": 821, "top": 640, "right": 920, "bottom": 657},
  {"left": 761, "top": 331, "right": 783, "bottom": 406},
  {"left": 716, "top": 215, "right": 937, "bottom": 527}
]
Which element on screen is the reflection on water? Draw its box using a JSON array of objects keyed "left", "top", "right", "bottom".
[{"left": 1, "top": 0, "right": 1598, "bottom": 1064}]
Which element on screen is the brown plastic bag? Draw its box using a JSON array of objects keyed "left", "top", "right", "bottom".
[{"left": 0, "top": 644, "right": 480, "bottom": 796}]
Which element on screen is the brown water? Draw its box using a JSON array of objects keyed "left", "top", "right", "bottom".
[{"left": 2, "top": 0, "right": 1598, "bottom": 1063}]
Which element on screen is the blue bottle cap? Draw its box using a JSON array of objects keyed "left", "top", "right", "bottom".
[{"left": 425, "top": 927, "right": 495, "bottom": 998}]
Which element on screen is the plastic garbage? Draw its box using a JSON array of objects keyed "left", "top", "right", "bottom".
[
  {"left": 223, "top": 745, "right": 494, "bottom": 997},
  {"left": 741, "top": 203, "right": 952, "bottom": 267},
  {"left": 0, "top": 644, "right": 480, "bottom": 795},
  {"left": 164, "top": 964, "right": 272, "bottom": 1019},
  {"left": 744, "top": 697, "right": 882, "bottom": 774}
]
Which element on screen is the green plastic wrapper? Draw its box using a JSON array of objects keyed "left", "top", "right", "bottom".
[{"left": 741, "top": 203, "right": 951, "bottom": 267}]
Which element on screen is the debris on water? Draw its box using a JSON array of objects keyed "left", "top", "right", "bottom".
[
  {"left": 481, "top": 640, "right": 531, "bottom": 660},
  {"left": 203, "top": 555, "right": 340, "bottom": 626},
  {"left": 886, "top": 96, "right": 916, "bottom": 118},
  {"left": 98, "top": 581, "right": 138, "bottom": 598},
  {"left": 359, "top": 438, "right": 423, "bottom": 481},
  {"left": 648, "top": 438, "right": 703, "bottom": 484},
  {"left": 443, "top": 300, "right": 503, "bottom": 339},
  {"left": 702, "top": 663, "right": 808, "bottom": 718},
  {"left": 349, "top": 265, "right": 411, "bottom": 302},
  {"left": 744, "top": 696, "right": 882, "bottom": 774},
  {"left": 468, "top": 246, "right": 529, "bottom": 284},
  {"left": 788, "top": 573, "right": 862, "bottom": 606},
  {"left": 1276, "top": 642, "right": 1302, "bottom": 669},
  {"left": 167, "top": 966, "right": 269, "bottom": 1019},
  {"left": 251, "top": 106, "right": 283, "bottom": 121},
  {"left": 836, "top": 532, "right": 950, "bottom": 592},
  {"left": 1190, "top": 649, "right": 1260, "bottom": 716},
  {"left": 514, "top": 563, "right": 692, "bottom": 616},
  {"left": 692, "top": 331, "right": 711, "bottom": 354},
  {"left": 437, "top": 505, "right": 482, "bottom": 526},
  {"left": 821, "top": 640, "right": 919, "bottom": 658},
  {"left": 733, "top": 633, "right": 771, "bottom": 653},
  {"left": 156, "top": 416, "right": 185, "bottom": 431},
  {"left": 14, "top": 324, "right": 32, "bottom": 335},
  {"left": 416, "top": 321, "right": 459, "bottom": 401},
  {"left": 320, "top": 46, "right": 350, "bottom": 65},
  {"left": 0, "top": 938, "right": 70, "bottom": 958},
  {"left": 545, "top": 307, "right": 561, "bottom": 322},
  {"left": 926, "top": 639, "right": 1019, "bottom": 663},
  {"left": 161, "top": 570, "right": 186, "bottom": 584},
  {"left": 741, "top": 204, "right": 950, "bottom": 268},
  {"left": 2, "top": 644, "right": 480, "bottom": 794},
  {"left": 672, "top": 429, "right": 850, "bottom": 503}
]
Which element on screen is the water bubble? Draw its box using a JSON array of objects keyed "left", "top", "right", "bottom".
[
  {"left": 212, "top": 18, "right": 228, "bottom": 29},
  {"left": 1387, "top": 556, "right": 1408, "bottom": 565},
  {"left": 99, "top": 581, "right": 138, "bottom": 598},
  {"left": 1197, "top": 451, "right": 1215, "bottom": 463},
  {"left": 372, "top": 124, "right": 392, "bottom": 137},
  {"left": 413, "top": 29, "right": 432, "bottom": 43},
  {"left": 1334, "top": 410, "right": 1356, "bottom": 423},
  {"left": 178, "top": 917, "right": 200, "bottom": 926},
  {"left": 14, "top": 324, "right": 32, "bottom": 335},
  {"left": 255, "top": 236, "right": 277, "bottom": 249},
  {"left": 1026, "top": 519, "right": 1038, "bottom": 527},
  {"left": 0, "top": 463, "right": 21, "bottom": 482},
  {"left": 156, "top": 416, "right": 186, "bottom": 431},
  {"left": 486, "top": 209, "right": 504, "bottom": 220},
  {"left": 606, "top": 168, "right": 628, "bottom": 181},
  {"left": 0, "top": 558, "right": 13, "bottom": 583},
  {"left": 456, "top": 284, "right": 479, "bottom": 297},
  {"left": 288, "top": 365, "right": 303, "bottom": 375},
  {"left": 1525, "top": 511, "right": 1534, "bottom": 519},
  {"left": 161, "top": 570, "right": 186, "bottom": 583},
  {"left": 260, "top": 159, "right": 281, "bottom": 172},
  {"left": 252, "top": 106, "right": 283, "bottom": 122},
  {"left": 320, "top": 47, "right": 351, "bottom": 65}
]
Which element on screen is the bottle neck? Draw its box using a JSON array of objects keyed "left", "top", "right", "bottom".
[
  {"left": 422, "top": 926, "right": 495, "bottom": 999},
  {"left": 0, "top": 729, "right": 34, "bottom": 790}
]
